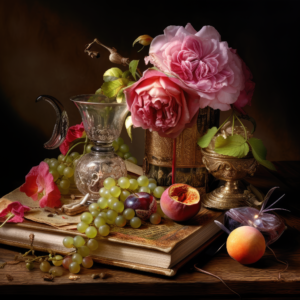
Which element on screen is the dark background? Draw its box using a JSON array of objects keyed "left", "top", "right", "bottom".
[{"left": 0, "top": 0, "right": 299, "bottom": 197}]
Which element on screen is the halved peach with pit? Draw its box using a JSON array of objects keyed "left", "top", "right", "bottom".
[{"left": 160, "top": 184, "right": 201, "bottom": 222}]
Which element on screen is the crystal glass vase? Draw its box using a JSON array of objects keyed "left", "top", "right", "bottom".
[{"left": 71, "top": 95, "right": 128, "bottom": 200}]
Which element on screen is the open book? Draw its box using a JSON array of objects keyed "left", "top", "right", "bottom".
[{"left": 0, "top": 188, "right": 223, "bottom": 276}]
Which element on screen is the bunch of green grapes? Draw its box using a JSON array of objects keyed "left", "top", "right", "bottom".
[
  {"left": 55, "top": 236, "right": 99, "bottom": 274},
  {"left": 44, "top": 151, "right": 82, "bottom": 195},
  {"left": 76, "top": 176, "right": 165, "bottom": 238},
  {"left": 112, "top": 137, "right": 138, "bottom": 165}
]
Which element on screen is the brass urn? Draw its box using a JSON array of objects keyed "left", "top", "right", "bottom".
[{"left": 201, "top": 122, "right": 259, "bottom": 210}]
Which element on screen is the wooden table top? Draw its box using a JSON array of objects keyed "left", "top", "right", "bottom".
[{"left": 1, "top": 161, "right": 300, "bottom": 299}]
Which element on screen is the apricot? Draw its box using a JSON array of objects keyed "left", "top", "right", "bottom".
[
  {"left": 226, "top": 226, "right": 266, "bottom": 265},
  {"left": 160, "top": 184, "right": 201, "bottom": 222}
]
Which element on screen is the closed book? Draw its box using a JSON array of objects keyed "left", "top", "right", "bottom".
[{"left": 0, "top": 188, "right": 223, "bottom": 276}]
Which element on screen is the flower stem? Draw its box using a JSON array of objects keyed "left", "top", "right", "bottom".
[
  {"left": 0, "top": 213, "right": 14, "bottom": 228},
  {"left": 63, "top": 139, "right": 88, "bottom": 162},
  {"left": 231, "top": 115, "right": 235, "bottom": 136},
  {"left": 235, "top": 113, "right": 248, "bottom": 140},
  {"left": 216, "top": 114, "right": 232, "bottom": 134}
]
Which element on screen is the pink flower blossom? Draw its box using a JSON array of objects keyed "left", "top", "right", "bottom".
[
  {"left": 233, "top": 59, "right": 255, "bottom": 114},
  {"left": 59, "top": 122, "right": 85, "bottom": 155},
  {"left": 20, "top": 162, "right": 61, "bottom": 208},
  {"left": 145, "top": 23, "right": 245, "bottom": 111},
  {"left": 0, "top": 202, "right": 30, "bottom": 223},
  {"left": 124, "top": 69, "right": 201, "bottom": 138}
]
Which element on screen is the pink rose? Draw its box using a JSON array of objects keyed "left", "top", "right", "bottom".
[
  {"left": 59, "top": 122, "right": 85, "bottom": 155},
  {"left": 124, "top": 69, "right": 201, "bottom": 138},
  {"left": 145, "top": 23, "right": 245, "bottom": 111},
  {"left": 233, "top": 59, "right": 255, "bottom": 114},
  {"left": 20, "top": 162, "right": 61, "bottom": 208}
]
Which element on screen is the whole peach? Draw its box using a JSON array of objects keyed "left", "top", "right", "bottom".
[
  {"left": 160, "top": 184, "right": 200, "bottom": 222},
  {"left": 226, "top": 226, "right": 266, "bottom": 265}
]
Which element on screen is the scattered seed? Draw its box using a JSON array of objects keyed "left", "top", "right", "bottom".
[
  {"left": 71, "top": 194, "right": 75, "bottom": 200},
  {"left": 6, "top": 274, "right": 13, "bottom": 281},
  {"left": 47, "top": 214, "right": 54, "bottom": 217},
  {"left": 43, "top": 274, "right": 54, "bottom": 282},
  {"left": 91, "top": 273, "right": 108, "bottom": 279},
  {"left": 0, "top": 262, "right": 7, "bottom": 269}
]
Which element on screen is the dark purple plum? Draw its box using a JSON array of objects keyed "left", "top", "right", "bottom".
[{"left": 124, "top": 193, "right": 157, "bottom": 220}]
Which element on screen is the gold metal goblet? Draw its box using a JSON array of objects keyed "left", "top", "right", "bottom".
[{"left": 201, "top": 148, "right": 259, "bottom": 210}]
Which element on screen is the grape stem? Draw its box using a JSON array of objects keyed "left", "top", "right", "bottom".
[{"left": 63, "top": 138, "right": 89, "bottom": 162}]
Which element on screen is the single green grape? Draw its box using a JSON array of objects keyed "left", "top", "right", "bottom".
[
  {"left": 148, "top": 183, "right": 157, "bottom": 192},
  {"left": 87, "top": 239, "right": 98, "bottom": 251},
  {"left": 127, "top": 157, "right": 137, "bottom": 164},
  {"left": 91, "top": 210, "right": 99, "bottom": 218},
  {"left": 104, "top": 177, "right": 116, "bottom": 189},
  {"left": 110, "top": 186, "right": 121, "bottom": 198},
  {"left": 112, "top": 140, "right": 119, "bottom": 151},
  {"left": 137, "top": 176, "right": 149, "bottom": 187},
  {"left": 52, "top": 255, "right": 63, "bottom": 266},
  {"left": 57, "top": 164, "right": 66, "bottom": 175},
  {"left": 148, "top": 178, "right": 157, "bottom": 184},
  {"left": 150, "top": 213, "right": 162, "bottom": 225},
  {"left": 50, "top": 158, "right": 58, "bottom": 164},
  {"left": 116, "top": 137, "right": 124, "bottom": 146},
  {"left": 49, "top": 169, "right": 59, "bottom": 181},
  {"left": 40, "top": 261, "right": 51, "bottom": 272},
  {"left": 119, "top": 144, "right": 129, "bottom": 153},
  {"left": 123, "top": 208, "right": 135, "bottom": 220},
  {"left": 44, "top": 158, "right": 50, "bottom": 164},
  {"left": 63, "top": 167, "right": 74, "bottom": 178},
  {"left": 77, "top": 245, "right": 90, "bottom": 257},
  {"left": 113, "top": 201, "right": 124, "bottom": 213},
  {"left": 120, "top": 190, "right": 130, "bottom": 202},
  {"left": 106, "top": 210, "right": 118, "bottom": 224},
  {"left": 99, "top": 187, "right": 107, "bottom": 197},
  {"left": 82, "top": 256, "right": 93, "bottom": 268},
  {"left": 129, "top": 179, "right": 138, "bottom": 190},
  {"left": 130, "top": 217, "right": 142, "bottom": 228},
  {"left": 69, "top": 262, "right": 80, "bottom": 274},
  {"left": 81, "top": 212, "right": 93, "bottom": 224},
  {"left": 94, "top": 216, "right": 106, "bottom": 228},
  {"left": 86, "top": 144, "right": 93, "bottom": 153},
  {"left": 99, "top": 224, "right": 110, "bottom": 236},
  {"left": 50, "top": 160, "right": 60, "bottom": 170},
  {"left": 72, "top": 253, "right": 83, "bottom": 264},
  {"left": 89, "top": 203, "right": 100, "bottom": 212},
  {"left": 73, "top": 235, "right": 86, "bottom": 248},
  {"left": 77, "top": 221, "right": 89, "bottom": 233},
  {"left": 97, "top": 197, "right": 108, "bottom": 209},
  {"left": 60, "top": 179, "right": 70, "bottom": 190},
  {"left": 70, "top": 152, "right": 80, "bottom": 159},
  {"left": 139, "top": 186, "right": 151, "bottom": 193},
  {"left": 26, "top": 262, "right": 34, "bottom": 270},
  {"left": 58, "top": 154, "right": 65, "bottom": 162},
  {"left": 103, "top": 189, "right": 112, "bottom": 199},
  {"left": 124, "top": 152, "right": 132, "bottom": 159},
  {"left": 63, "top": 236, "right": 74, "bottom": 248},
  {"left": 116, "top": 151, "right": 124, "bottom": 158},
  {"left": 115, "top": 215, "right": 126, "bottom": 227},
  {"left": 107, "top": 197, "right": 119, "bottom": 209},
  {"left": 85, "top": 226, "right": 97, "bottom": 238},
  {"left": 98, "top": 212, "right": 107, "bottom": 222},
  {"left": 118, "top": 177, "right": 130, "bottom": 189},
  {"left": 64, "top": 156, "right": 73, "bottom": 164},
  {"left": 153, "top": 186, "right": 165, "bottom": 199}
]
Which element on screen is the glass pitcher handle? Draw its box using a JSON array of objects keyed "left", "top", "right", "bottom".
[{"left": 36, "top": 95, "right": 69, "bottom": 149}]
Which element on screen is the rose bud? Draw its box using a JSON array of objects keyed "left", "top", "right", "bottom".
[{"left": 133, "top": 35, "right": 153, "bottom": 47}]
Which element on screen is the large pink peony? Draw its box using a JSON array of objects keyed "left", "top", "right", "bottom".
[
  {"left": 124, "top": 69, "right": 201, "bottom": 138},
  {"left": 145, "top": 23, "right": 245, "bottom": 111}
]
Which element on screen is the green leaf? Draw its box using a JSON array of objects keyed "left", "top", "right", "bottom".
[
  {"left": 95, "top": 88, "right": 103, "bottom": 95},
  {"left": 197, "top": 127, "right": 218, "bottom": 148},
  {"left": 129, "top": 60, "right": 139, "bottom": 80},
  {"left": 103, "top": 68, "right": 123, "bottom": 82},
  {"left": 116, "top": 88, "right": 125, "bottom": 103},
  {"left": 125, "top": 115, "right": 133, "bottom": 141},
  {"left": 247, "top": 138, "right": 276, "bottom": 171},
  {"left": 214, "top": 135, "right": 249, "bottom": 158},
  {"left": 122, "top": 70, "right": 132, "bottom": 80},
  {"left": 101, "top": 79, "right": 127, "bottom": 98}
]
